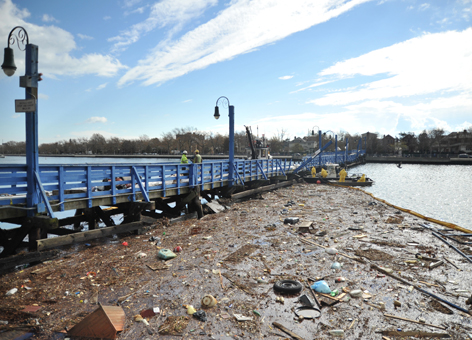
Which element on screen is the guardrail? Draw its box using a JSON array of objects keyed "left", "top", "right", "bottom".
[{"left": 0, "top": 159, "right": 294, "bottom": 216}]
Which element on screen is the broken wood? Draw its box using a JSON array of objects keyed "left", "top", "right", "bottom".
[
  {"left": 371, "top": 264, "right": 471, "bottom": 315},
  {"left": 231, "top": 181, "right": 293, "bottom": 200},
  {"left": 378, "top": 330, "right": 451, "bottom": 338},
  {"left": 272, "top": 322, "right": 305, "bottom": 340},
  {"left": 37, "top": 221, "right": 151, "bottom": 251},
  {"left": 384, "top": 314, "right": 446, "bottom": 330}
]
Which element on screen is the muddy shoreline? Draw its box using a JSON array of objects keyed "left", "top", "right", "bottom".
[{"left": 1, "top": 182, "right": 471, "bottom": 339}]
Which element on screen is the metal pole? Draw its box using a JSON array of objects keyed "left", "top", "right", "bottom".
[
  {"left": 335, "top": 135, "right": 337, "bottom": 164},
  {"left": 318, "top": 130, "right": 321, "bottom": 166},
  {"left": 25, "top": 43, "right": 39, "bottom": 215},
  {"left": 229, "top": 105, "right": 235, "bottom": 187}
]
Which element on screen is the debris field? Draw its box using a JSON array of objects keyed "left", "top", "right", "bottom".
[{"left": 0, "top": 182, "right": 471, "bottom": 339}]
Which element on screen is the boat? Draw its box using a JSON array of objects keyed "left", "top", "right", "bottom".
[{"left": 303, "top": 164, "right": 374, "bottom": 186}]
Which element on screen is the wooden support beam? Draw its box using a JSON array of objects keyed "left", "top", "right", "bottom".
[
  {"left": 94, "top": 206, "right": 116, "bottom": 227},
  {"left": 0, "top": 250, "right": 60, "bottom": 275},
  {"left": 0, "top": 223, "right": 34, "bottom": 258},
  {"left": 37, "top": 221, "right": 151, "bottom": 251},
  {"left": 231, "top": 180, "right": 294, "bottom": 200}
]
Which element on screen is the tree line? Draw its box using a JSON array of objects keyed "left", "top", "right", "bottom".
[{"left": 1, "top": 126, "right": 470, "bottom": 156}]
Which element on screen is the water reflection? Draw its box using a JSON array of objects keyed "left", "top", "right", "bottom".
[{"left": 351, "top": 163, "right": 472, "bottom": 229}]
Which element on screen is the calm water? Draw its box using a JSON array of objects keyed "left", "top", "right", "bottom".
[{"left": 351, "top": 163, "right": 472, "bottom": 230}]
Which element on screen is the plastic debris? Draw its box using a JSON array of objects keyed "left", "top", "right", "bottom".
[
  {"left": 201, "top": 294, "right": 217, "bottom": 308},
  {"left": 349, "top": 289, "right": 362, "bottom": 298},
  {"left": 173, "top": 246, "right": 182, "bottom": 252},
  {"left": 193, "top": 310, "right": 207, "bottom": 322},
  {"left": 158, "top": 249, "right": 177, "bottom": 260},
  {"left": 311, "top": 280, "right": 331, "bottom": 294},
  {"left": 122, "top": 242, "right": 128, "bottom": 246},
  {"left": 284, "top": 217, "right": 299, "bottom": 224},
  {"left": 328, "top": 329, "right": 345, "bottom": 337},
  {"left": 234, "top": 314, "right": 253, "bottom": 321},
  {"left": 331, "top": 262, "right": 343, "bottom": 270},
  {"left": 326, "top": 248, "right": 338, "bottom": 255},
  {"left": 186, "top": 305, "right": 196, "bottom": 315},
  {"left": 5, "top": 288, "right": 18, "bottom": 296}
]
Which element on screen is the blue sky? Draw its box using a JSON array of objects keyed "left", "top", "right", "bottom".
[{"left": 0, "top": 0, "right": 471, "bottom": 144}]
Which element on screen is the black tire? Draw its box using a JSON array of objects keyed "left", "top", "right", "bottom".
[{"left": 273, "top": 280, "right": 303, "bottom": 294}]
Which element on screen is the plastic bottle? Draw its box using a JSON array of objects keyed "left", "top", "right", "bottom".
[
  {"left": 311, "top": 280, "right": 331, "bottom": 294},
  {"left": 331, "top": 262, "right": 342, "bottom": 269},
  {"left": 330, "top": 289, "right": 339, "bottom": 297},
  {"left": 328, "top": 329, "right": 344, "bottom": 337}
]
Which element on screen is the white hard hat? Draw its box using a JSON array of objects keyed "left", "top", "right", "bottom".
[{"left": 183, "top": 150, "right": 187, "bottom": 154}]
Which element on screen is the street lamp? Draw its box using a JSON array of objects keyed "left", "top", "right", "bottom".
[
  {"left": 2, "top": 26, "right": 41, "bottom": 215},
  {"left": 214, "top": 96, "right": 234, "bottom": 187},
  {"left": 323, "top": 130, "right": 338, "bottom": 164}
]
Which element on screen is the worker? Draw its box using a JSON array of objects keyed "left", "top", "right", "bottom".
[
  {"left": 357, "top": 174, "right": 366, "bottom": 182},
  {"left": 194, "top": 149, "right": 202, "bottom": 163},
  {"left": 311, "top": 166, "right": 316, "bottom": 178},
  {"left": 321, "top": 168, "right": 328, "bottom": 178},
  {"left": 339, "top": 168, "right": 347, "bottom": 182},
  {"left": 181, "top": 150, "right": 188, "bottom": 164}
]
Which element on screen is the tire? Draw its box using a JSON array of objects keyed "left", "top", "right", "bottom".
[{"left": 273, "top": 280, "right": 303, "bottom": 294}]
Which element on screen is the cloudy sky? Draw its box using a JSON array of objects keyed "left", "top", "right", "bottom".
[{"left": 0, "top": 0, "right": 471, "bottom": 144}]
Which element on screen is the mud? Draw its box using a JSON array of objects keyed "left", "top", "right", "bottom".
[{"left": 0, "top": 182, "right": 471, "bottom": 339}]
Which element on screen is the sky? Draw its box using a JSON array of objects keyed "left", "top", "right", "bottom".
[{"left": 0, "top": 0, "right": 471, "bottom": 145}]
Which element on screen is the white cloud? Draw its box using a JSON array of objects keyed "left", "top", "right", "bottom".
[
  {"left": 96, "top": 83, "right": 108, "bottom": 90},
  {"left": 118, "top": 0, "right": 371, "bottom": 86},
  {"left": 42, "top": 13, "right": 58, "bottom": 22},
  {"left": 12, "top": 113, "right": 21, "bottom": 119},
  {"left": 279, "top": 75, "right": 293, "bottom": 80},
  {"left": 291, "top": 80, "right": 335, "bottom": 93},
  {"left": 78, "top": 33, "right": 93, "bottom": 40},
  {"left": 418, "top": 3, "right": 430, "bottom": 11},
  {"left": 183, "top": 99, "right": 192, "bottom": 103},
  {"left": 0, "top": 0, "right": 127, "bottom": 78},
  {"left": 38, "top": 93, "right": 49, "bottom": 100},
  {"left": 103, "top": 16, "right": 111, "bottom": 20},
  {"left": 109, "top": 0, "right": 218, "bottom": 53},
  {"left": 84, "top": 117, "right": 108, "bottom": 124},
  {"left": 310, "top": 28, "right": 472, "bottom": 106}
]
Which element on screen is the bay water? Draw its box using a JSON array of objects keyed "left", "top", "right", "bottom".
[{"left": 351, "top": 163, "right": 471, "bottom": 230}]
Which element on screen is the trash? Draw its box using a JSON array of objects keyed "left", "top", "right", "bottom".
[
  {"left": 394, "top": 300, "right": 402, "bottom": 307},
  {"left": 234, "top": 314, "right": 253, "bottom": 321},
  {"left": 419, "top": 317, "right": 426, "bottom": 323},
  {"left": 0, "top": 320, "right": 8, "bottom": 325},
  {"left": 158, "top": 249, "right": 177, "bottom": 260},
  {"left": 429, "top": 260, "right": 444, "bottom": 269},
  {"left": 349, "top": 289, "right": 362, "bottom": 298},
  {"left": 5, "top": 288, "right": 18, "bottom": 296},
  {"left": 331, "top": 262, "right": 343, "bottom": 269},
  {"left": 284, "top": 217, "right": 299, "bottom": 224},
  {"left": 158, "top": 316, "right": 189, "bottom": 335},
  {"left": 274, "top": 279, "right": 303, "bottom": 294},
  {"left": 330, "top": 289, "right": 339, "bottom": 297},
  {"left": 299, "top": 294, "right": 313, "bottom": 307},
  {"left": 328, "top": 329, "right": 345, "bottom": 337},
  {"left": 173, "top": 246, "right": 182, "bottom": 253},
  {"left": 186, "top": 305, "right": 196, "bottom": 315},
  {"left": 201, "top": 294, "right": 217, "bottom": 308},
  {"left": 149, "top": 236, "right": 160, "bottom": 243},
  {"left": 276, "top": 296, "right": 285, "bottom": 304},
  {"left": 253, "top": 310, "right": 261, "bottom": 317},
  {"left": 379, "top": 302, "right": 386, "bottom": 310},
  {"left": 384, "top": 313, "right": 446, "bottom": 330},
  {"left": 136, "top": 252, "right": 147, "bottom": 259},
  {"left": 294, "top": 306, "right": 321, "bottom": 319},
  {"left": 122, "top": 242, "right": 128, "bottom": 246},
  {"left": 193, "top": 310, "right": 207, "bottom": 322},
  {"left": 311, "top": 280, "right": 331, "bottom": 294},
  {"left": 67, "top": 305, "right": 125, "bottom": 339},
  {"left": 140, "top": 308, "right": 158, "bottom": 318},
  {"left": 335, "top": 277, "right": 346, "bottom": 282},
  {"left": 326, "top": 248, "right": 338, "bottom": 255}
]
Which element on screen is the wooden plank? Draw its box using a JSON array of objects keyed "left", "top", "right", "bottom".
[
  {"left": 231, "top": 180, "right": 293, "bottom": 200},
  {"left": 384, "top": 314, "right": 446, "bottom": 330},
  {"left": 272, "top": 322, "right": 305, "bottom": 340},
  {"left": 37, "top": 221, "right": 147, "bottom": 251},
  {"left": 379, "top": 330, "right": 451, "bottom": 338}
]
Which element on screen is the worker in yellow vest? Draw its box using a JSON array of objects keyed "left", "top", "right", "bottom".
[{"left": 339, "top": 168, "right": 347, "bottom": 182}]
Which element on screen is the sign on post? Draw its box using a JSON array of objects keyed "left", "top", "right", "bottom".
[{"left": 15, "top": 99, "right": 36, "bottom": 112}]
